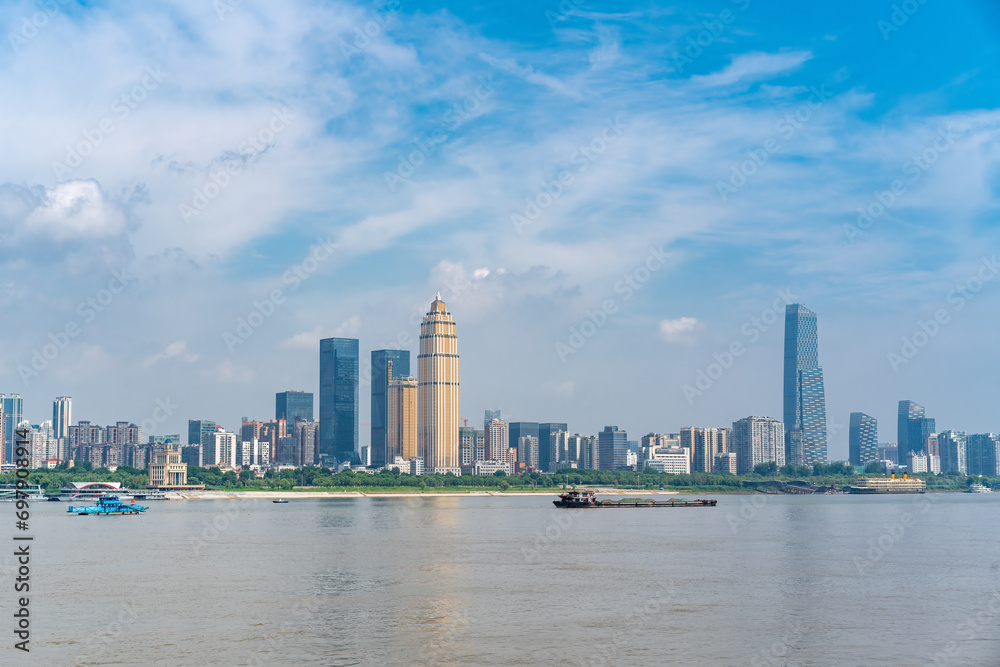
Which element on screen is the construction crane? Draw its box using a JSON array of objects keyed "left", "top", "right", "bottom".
[{"left": 460, "top": 417, "right": 468, "bottom": 427}]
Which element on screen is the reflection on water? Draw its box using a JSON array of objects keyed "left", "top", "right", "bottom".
[{"left": 4, "top": 495, "right": 999, "bottom": 666}]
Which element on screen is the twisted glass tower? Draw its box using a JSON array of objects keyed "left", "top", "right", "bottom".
[{"left": 783, "top": 304, "right": 828, "bottom": 466}]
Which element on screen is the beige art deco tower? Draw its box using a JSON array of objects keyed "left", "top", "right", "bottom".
[{"left": 418, "top": 293, "right": 460, "bottom": 474}]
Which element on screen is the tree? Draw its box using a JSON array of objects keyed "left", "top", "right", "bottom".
[{"left": 754, "top": 461, "right": 778, "bottom": 476}]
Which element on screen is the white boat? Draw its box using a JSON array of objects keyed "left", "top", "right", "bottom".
[
  {"left": 967, "top": 483, "right": 993, "bottom": 493},
  {"left": 0, "top": 484, "right": 46, "bottom": 501}
]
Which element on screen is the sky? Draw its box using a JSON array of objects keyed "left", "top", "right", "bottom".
[{"left": 0, "top": 0, "right": 998, "bottom": 460}]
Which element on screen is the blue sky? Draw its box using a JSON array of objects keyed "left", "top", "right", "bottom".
[{"left": 0, "top": 0, "right": 998, "bottom": 459}]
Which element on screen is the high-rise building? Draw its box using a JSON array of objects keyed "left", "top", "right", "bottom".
[
  {"left": 53, "top": 397, "right": 71, "bottom": 439},
  {"left": 485, "top": 418, "right": 508, "bottom": 461},
  {"left": 733, "top": 416, "right": 785, "bottom": 474},
  {"left": 897, "top": 400, "right": 926, "bottom": 463},
  {"left": 387, "top": 375, "right": 417, "bottom": 462},
  {"left": 188, "top": 420, "right": 216, "bottom": 446},
  {"left": 518, "top": 435, "right": 539, "bottom": 470},
  {"left": 598, "top": 426, "right": 629, "bottom": 471},
  {"left": 276, "top": 391, "right": 314, "bottom": 423},
  {"left": 295, "top": 419, "right": 320, "bottom": 467},
  {"left": 783, "top": 305, "right": 827, "bottom": 466},
  {"left": 319, "top": 337, "right": 359, "bottom": 466},
  {"left": 417, "top": 294, "right": 460, "bottom": 474},
  {"left": 1, "top": 394, "right": 24, "bottom": 464},
  {"left": 538, "top": 422, "right": 567, "bottom": 472},
  {"left": 966, "top": 434, "right": 1000, "bottom": 477},
  {"left": 484, "top": 409, "right": 502, "bottom": 428},
  {"left": 878, "top": 443, "right": 898, "bottom": 465},
  {"left": 938, "top": 430, "right": 967, "bottom": 475},
  {"left": 849, "top": 412, "right": 879, "bottom": 466},
  {"left": 907, "top": 416, "right": 936, "bottom": 461},
  {"left": 371, "top": 350, "right": 410, "bottom": 468},
  {"left": 202, "top": 427, "right": 237, "bottom": 468}
]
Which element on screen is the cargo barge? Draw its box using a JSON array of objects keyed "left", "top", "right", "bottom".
[{"left": 553, "top": 490, "right": 716, "bottom": 508}]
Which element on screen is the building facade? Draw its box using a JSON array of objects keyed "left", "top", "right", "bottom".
[
  {"left": 387, "top": 375, "right": 418, "bottom": 462},
  {"left": 319, "top": 337, "right": 360, "bottom": 466},
  {"left": 598, "top": 426, "right": 629, "bottom": 471},
  {"left": 417, "top": 294, "right": 460, "bottom": 474},
  {"left": 966, "top": 433, "right": 1000, "bottom": 477},
  {"left": 783, "top": 305, "right": 828, "bottom": 466},
  {"left": 733, "top": 416, "right": 785, "bottom": 474},
  {"left": 276, "top": 391, "right": 314, "bottom": 423},
  {"left": 371, "top": 350, "right": 410, "bottom": 468},
  {"left": 849, "top": 412, "right": 879, "bottom": 466},
  {"left": 938, "top": 430, "right": 967, "bottom": 475}
]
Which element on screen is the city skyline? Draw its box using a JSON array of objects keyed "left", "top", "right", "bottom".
[{"left": 1, "top": 2, "right": 998, "bottom": 460}]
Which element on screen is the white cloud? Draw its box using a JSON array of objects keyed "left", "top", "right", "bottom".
[
  {"left": 280, "top": 326, "right": 325, "bottom": 350},
  {"left": 334, "top": 315, "right": 362, "bottom": 337},
  {"left": 690, "top": 51, "right": 812, "bottom": 89},
  {"left": 143, "top": 340, "right": 199, "bottom": 367},
  {"left": 658, "top": 317, "right": 702, "bottom": 343}
]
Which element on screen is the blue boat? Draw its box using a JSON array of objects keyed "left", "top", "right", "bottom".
[
  {"left": 273, "top": 499, "right": 289, "bottom": 504},
  {"left": 67, "top": 495, "right": 147, "bottom": 515}
]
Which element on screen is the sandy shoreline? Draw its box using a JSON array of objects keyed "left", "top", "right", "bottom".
[{"left": 166, "top": 488, "right": 682, "bottom": 500}]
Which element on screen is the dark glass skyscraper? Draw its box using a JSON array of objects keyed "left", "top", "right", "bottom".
[
  {"left": 598, "top": 426, "right": 628, "bottom": 471},
  {"left": 2, "top": 394, "right": 23, "bottom": 464},
  {"left": 782, "top": 304, "right": 827, "bottom": 466},
  {"left": 370, "top": 349, "right": 410, "bottom": 468},
  {"left": 897, "top": 400, "right": 923, "bottom": 456},
  {"left": 188, "top": 419, "right": 216, "bottom": 446},
  {"left": 849, "top": 412, "right": 878, "bottom": 466},
  {"left": 320, "top": 337, "right": 359, "bottom": 466},
  {"left": 276, "top": 391, "right": 314, "bottom": 423}
]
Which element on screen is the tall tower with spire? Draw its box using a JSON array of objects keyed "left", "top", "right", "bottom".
[{"left": 418, "top": 293, "right": 460, "bottom": 474}]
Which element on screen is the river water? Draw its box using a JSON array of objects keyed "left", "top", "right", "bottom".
[{"left": 2, "top": 493, "right": 999, "bottom": 666}]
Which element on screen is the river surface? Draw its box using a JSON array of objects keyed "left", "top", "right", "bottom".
[{"left": 2, "top": 493, "right": 999, "bottom": 666}]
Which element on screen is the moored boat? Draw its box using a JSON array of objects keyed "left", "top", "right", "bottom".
[
  {"left": 67, "top": 495, "right": 147, "bottom": 515},
  {"left": 967, "top": 483, "right": 993, "bottom": 493}
]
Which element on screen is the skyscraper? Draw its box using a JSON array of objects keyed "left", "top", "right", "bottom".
[
  {"left": 320, "top": 337, "right": 360, "bottom": 466},
  {"left": 598, "top": 426, "right": 628, "bottom": 471},
  {"left": 538, "top": 422, "right": 567, "bottom": 472},
  {"left": 53, "top": 396, "right": 71, "bottom": 439},
  {"left": 967, "top": 434, "right": 1000, "bottom": 477},
  {"left": 897, "top": 400, "right": 924, "bottom": 461},
  {"left": 386, "top": 375, "right": 417, "bottom": 462},
  {"left": 1, "top": 394, "right": 24, "bottom": 464},
  {"left": 417, "top": 294, "right": 460, "bottom": 474},
  {"left": 276, "top": 391, "right": 314, "bottom": 423},
  {"left": 938, "top": 430, "right": 967, "bottom": 474},
  {"left": 849, "top": 412, "right": 878, "bottom": 466},
  {"left": 485, "top": 418, "right": 508, "bottom": 461},
  {"left": 188, "top": 419, "right": 216, "bottom": 446},
  {"left": 371, "top": 349, "right": 410, "bottom": 468},
  {"left": 783, "top": 304, "right": 827, "bottom": 466},
  {"left": 733, "top": 416, "right": 785, "bottom": 474},
  {"left": 908, "top": 416, "right": 936, "bottom": 459}
]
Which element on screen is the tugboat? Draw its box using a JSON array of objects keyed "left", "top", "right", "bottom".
[
  {"left": 553, "top": 490, "right": 717, "bottom": 508},
  {"left": 67, "top": 495, "right": 147, "bottom": 515}
]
